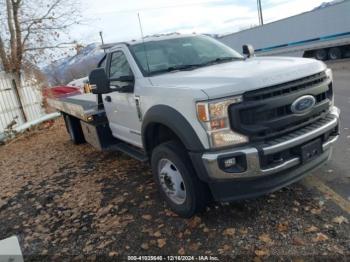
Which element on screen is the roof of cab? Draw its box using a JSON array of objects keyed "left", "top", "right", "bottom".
[{"left": 101, "top": 33, "right": 202, "bottom": 51}]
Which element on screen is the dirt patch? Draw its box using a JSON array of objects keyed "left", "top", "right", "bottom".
[{"left": 0, "top": 118, "right": 349, "bottom": 261}]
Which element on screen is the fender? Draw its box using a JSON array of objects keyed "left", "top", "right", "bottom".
[{"left": 142, "top": 105, "right": 205, "bottom": 153}]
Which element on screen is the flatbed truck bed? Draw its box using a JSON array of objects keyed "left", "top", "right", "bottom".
[
  {"left": 47, "top": 93, "right": 104, "bottom": 122},
  {"left": 47, "top": 94, "right": 148, "bottom": 161}
]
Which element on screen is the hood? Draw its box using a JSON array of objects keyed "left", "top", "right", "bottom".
[{"left": 149, "top": 57, "right": 326, "bottom": 99}]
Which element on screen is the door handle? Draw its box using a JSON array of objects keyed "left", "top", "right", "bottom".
[{"left": 105, "top": 96, "right": 112, "bottom": 102}]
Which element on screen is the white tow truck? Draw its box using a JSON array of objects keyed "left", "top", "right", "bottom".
[{"left": 48, "top": 34, "right": 340, "bottom": 217}]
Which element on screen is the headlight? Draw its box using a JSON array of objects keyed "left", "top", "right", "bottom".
[
  {"left": 196, "top": 96, "right": 248, "bottom": 148},
  {"left": 325, "top": 68, "right": 334, "bottom": 106},
  {"left": 325, "top": 68, "right": 333, "bottom": 80}
]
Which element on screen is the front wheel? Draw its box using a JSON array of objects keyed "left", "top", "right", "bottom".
[{"left": 151, "top": 141, "right": 210, "bottom": 218}]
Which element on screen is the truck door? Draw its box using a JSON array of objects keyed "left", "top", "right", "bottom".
[{"left": 103, "top": 49, "right": 142, "bottom": 147}]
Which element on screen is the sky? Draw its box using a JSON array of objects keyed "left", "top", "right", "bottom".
[{"left": 72, "top": 0, "right": 334, "bottom": 44}]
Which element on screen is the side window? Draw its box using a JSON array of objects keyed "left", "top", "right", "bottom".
[
  {"left": 98, "top": 55, "right": 107, "bottom": 68},
  {"left": 109, "top": 51, "right": 133, "bottom": 79}
]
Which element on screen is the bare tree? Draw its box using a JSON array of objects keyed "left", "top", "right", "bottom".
[{"left": 0, "top": 0, "right": 81, "bottom": 120}]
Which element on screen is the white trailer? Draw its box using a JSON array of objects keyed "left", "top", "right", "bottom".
[{"left": 219, "top": 0, "right": 350, "bottom": 60}]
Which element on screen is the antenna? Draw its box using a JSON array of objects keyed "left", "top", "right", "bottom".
[
  {"left": 99, "top": 31, "right": 106, "bottom": 53},
  {"left": 137, "top": 13, "right": 151, "bottom": 74}
]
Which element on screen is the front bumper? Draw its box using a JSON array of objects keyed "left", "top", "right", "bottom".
[{"left": 190, "top": 106, "right": 340, "bottom": 201}]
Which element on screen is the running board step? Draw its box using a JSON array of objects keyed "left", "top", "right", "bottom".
[{"left": 107, "top": 143, "right": 148, "bottom": 162}]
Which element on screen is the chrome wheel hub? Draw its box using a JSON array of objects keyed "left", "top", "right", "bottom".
[{"left": 158, "top": 159, "right": 186, "bottom": 205}]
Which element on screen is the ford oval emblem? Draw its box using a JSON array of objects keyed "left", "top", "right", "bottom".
[{"left": 291, "top": 95, "right": 316, "bottom": 114}]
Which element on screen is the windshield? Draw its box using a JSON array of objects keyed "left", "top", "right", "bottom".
[{"left": 129, "top": 36, "right": 243, "bottom": 76}]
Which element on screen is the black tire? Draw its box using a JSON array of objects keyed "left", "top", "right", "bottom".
[
  {"left": 314, "top": 49, "right": 328, "bottom": 61},
  {"left": 151, "top": 141, "right": 210, "bottom": 218},
  {"left": 64, "top": 115, "right": 85, "bottom": 144},
  {"left": 328, "top": 47, "right": 342, "bottom": 60}
]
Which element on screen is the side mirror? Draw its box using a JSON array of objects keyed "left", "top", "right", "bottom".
[
  {"left": 89, "top": 68, "right": 111, "bottom": 94},
  {"left": 242, "top": 44, "right": 255, "bottom": 58}
]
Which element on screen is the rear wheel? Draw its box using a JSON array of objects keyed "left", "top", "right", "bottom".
[
  {"left": 328, "top": 47, "right": 342, "bottom": 60},
  {"left": 64, "top": 115, "right": 85, "bottom": 144},
  {"left": 314, "top": 49, "right": 328, "bottom": 61},
  {"left": 151, "top": 141, "right": 210, "bottom": 217}
]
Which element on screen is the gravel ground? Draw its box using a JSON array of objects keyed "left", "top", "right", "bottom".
[{"left": 0, "top": 117, "right": 349, "bottom": 261}]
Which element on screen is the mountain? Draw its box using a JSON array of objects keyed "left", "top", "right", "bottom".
[
  {"left": 312, "top": 0, "right": 344, "bottom": 10},
  {"left": 44, "top": 43, "right": 104, "bottom": 86}
]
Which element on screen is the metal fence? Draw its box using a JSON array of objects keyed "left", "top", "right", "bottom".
[{"left": 0, "top": 72, "right": 45, "bottom": 134}]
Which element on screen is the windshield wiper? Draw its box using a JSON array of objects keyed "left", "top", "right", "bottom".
[
  {"left": 167, "top": 57, "right": 242, "bottom": 71},
  {"left": 149, "top": 64, "right": 202, "bottom": 75},
  {"left": 148, "top": 57, "right": 243, "bottom": 76},
  {"left": 201, "top": 57, "right": 243, "bottom": 66},
  {"left": 165, "top": 64, "right": 203, "bottom": 72}
]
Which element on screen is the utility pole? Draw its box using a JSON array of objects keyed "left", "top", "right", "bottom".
[{"left": 257, "top": 0, "right": 264, "bottom": 25}]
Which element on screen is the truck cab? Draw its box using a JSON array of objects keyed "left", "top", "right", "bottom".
[{"left": 51, "top": 34, "right": 340, "bottom": 217}]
